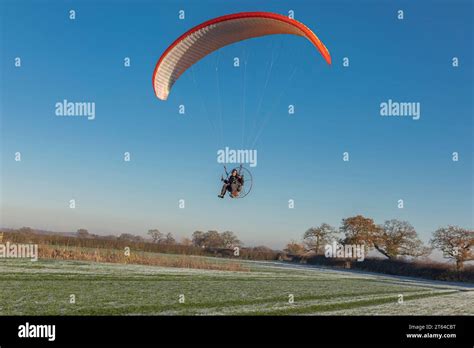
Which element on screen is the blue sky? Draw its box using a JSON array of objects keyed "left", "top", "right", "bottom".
[{"left": 1, "top": 0, "right": 472, "bottom": 250}]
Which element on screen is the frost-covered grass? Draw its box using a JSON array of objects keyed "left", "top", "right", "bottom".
[
  {"left": 0, "top": 258, "right": 470, "bottom": 315},
  {"left": 324, "top": 290, "right": 474, "bottom": 315}
]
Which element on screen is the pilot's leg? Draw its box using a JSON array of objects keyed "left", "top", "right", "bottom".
[{"left": 219, "top": 183, "right": 229, "bottom": 197}]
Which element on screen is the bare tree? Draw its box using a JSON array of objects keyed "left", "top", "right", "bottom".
[
  {"left": 76, "top": 229, "right": 89, "bottom": 238},
  {"left": 192, "top": 231, "right": 206, "bottom": 247},
  {"left": 431, "top": 226, "right": 473, "bottom": 271},
  {"left": 373, "top": 220, "right": 431, "bottom": 259},
  {"left": 163, "top": 232, "right": 176, "bottom": 245},
  {"left": 148, "top": 229, "right": 164, "bottom": 244},
  {"left": 203, "top": 230, "right": 223, "bottom": 248},
  {"left": 284, "top": 240, "right": 305, "bottom": 256},
  {"left": 192, "top": 231, "right": 242, "bottom": 249},
  {"left": 221, "top": 231, "right": 241, "bottom": 248},
  {"left": 303, "top": 223, "right": 337, "bottom": 254}
]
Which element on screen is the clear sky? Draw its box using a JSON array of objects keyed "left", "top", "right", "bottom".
[{"left": 1, "top": 0, "right": 472, "bottom": 250}]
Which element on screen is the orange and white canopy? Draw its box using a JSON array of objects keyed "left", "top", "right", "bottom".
[{"left": 152, "top": 12, "right": 331, "bottom": 100}]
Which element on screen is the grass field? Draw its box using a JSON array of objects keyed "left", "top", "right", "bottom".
[{"left": 0, "top": 257, "right": 472, "bottom": 315}]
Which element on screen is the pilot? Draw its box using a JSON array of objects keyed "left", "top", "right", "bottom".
[{"left": 218, "top": 169, "right": 244, "bottom": 198}]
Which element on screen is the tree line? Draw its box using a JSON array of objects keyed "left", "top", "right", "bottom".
[
  {"left": 4, "top": 217, "right": 472, "bottom": 271},
  {"left": 77, "top": 228, "right": 243, "bottom": 250},
  {"left": 2, "top": 227, "right": 279, "bottom": 261},
  {"left": 284, "top": 215, "right": 473, "bottom": 270}
]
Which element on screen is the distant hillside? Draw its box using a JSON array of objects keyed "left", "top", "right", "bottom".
[{"left": 0, "top": 227, "right": 77, "bottom": 237}]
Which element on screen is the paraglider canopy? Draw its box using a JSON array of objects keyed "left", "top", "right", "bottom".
[{"left": 153, "top": 11, "right": 331, "bottom": 100}]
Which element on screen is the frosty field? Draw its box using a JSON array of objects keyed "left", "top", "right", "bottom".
[{"left": 0, "top": 258, "right": 472, "bottom": 316}]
